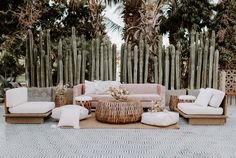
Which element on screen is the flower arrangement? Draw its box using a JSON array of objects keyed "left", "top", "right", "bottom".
[
  {"left": 148, "top": 99, "right": 164, "bottom": 112},
  {"left": 108, "top": 86, "right": 129, "bottom": 101},
  {"left": 55, "top": 84, "right": 69, "bottom": 95}
]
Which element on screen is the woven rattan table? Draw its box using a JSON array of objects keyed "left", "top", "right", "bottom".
[{"left": 95, "top": 100, "right": 143, "bottom": 124}]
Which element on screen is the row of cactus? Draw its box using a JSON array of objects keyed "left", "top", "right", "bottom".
[
  {"left": 25, "top": 27, "right": 117, "bottom": 87},
  {"left": 189, "top": 30, "right": 219, "bottom": 89},
  {"left": 26, "top": 30, "right": 53, "bottom": 87},
  {"left": 120, "top": 30, "right": 219, "bottom": 90},
  {"left": 120, "top": 37, "right": 181, "bottom": 89}
]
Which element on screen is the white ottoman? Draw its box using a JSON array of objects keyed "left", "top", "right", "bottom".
[
  {"left": 141, "top": 111, "right": 179, "bottom": 126},
  {"left": 51, "top": 105, "right": 89, "bottom": 120}
]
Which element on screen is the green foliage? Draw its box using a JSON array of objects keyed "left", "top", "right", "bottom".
[
  {"left": 210, "top": 0, "right": 236, "bottom": 69},
  {"left": 0, "top": 54, "right": 24, "bottom": 80},
  {"left": 160, "top": 0, "right": 214, "bottom": 54}
]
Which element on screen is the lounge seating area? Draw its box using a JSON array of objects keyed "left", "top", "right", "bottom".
[
  {"left": 3, "top": 81, "right": 229, "bottom": 126},
  {"left": 1, "top": 82, "right": 236, "bottom": 157}
]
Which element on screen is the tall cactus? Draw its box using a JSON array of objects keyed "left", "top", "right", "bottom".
[
  {"left": 76, "top": 51, "right": 82, "bottom": 84},
  {"left": 108, "top": 42, "right": 113, "bottom": 80},
  {"left": 120, "top": 44, "right": 125, "bottom": 82},
  {"left": 208, "top": 46, "right": 214, "bottom": 87},
  {"left": 95, "top": 36, "right": 100, "bottom": 80},
  {"left": 158, "top": 35, "right": 163, "bottom": 84},
  {"left": 154, "top": 56, "right": 158, "bottom": 83},
  {"left": 28, "top": 29, "right": 35, "bottom": 87},
  {"left": 46, "top": 29, "right": 52, "bottom": 87},
  {"left": 91, "top": 39, "right": 95, "bottom": 81},
  {"left": 164, "top": 47, "right": 169, "bottom": 89},
  {"left": 144, "top": 44, "right": 149, "bottom": 83},
  {"left": 127, "top": 42, "right": 133, "bottom": 83},
  {"left": 104, "top": 44, "right": 108, "bottom": 81},
  {"left": 25, "top": 36, "right": 29, "bottom": 87},
  {"left": 139, "top": 38, "right": 144, "bottom": 83},
  {"left": 170, "top": 45, "right": 175, "bottom": 90},
  {"left": 72, "top": 27, "right": 77, "bottom": 84},
  {"left": 58, "top": 39, "right": 63, "bottom": 84},
  {"left": 133, "top": 45, "right": 138, "bottom": 83},
  {"left": 196, "top": 48, "right": 203, "bottom": 89},
  {"left": 175, "top": 42, "right": 181, "bottom": 89},
  {"left": 39, "top": 31, "right": 45, "bottom": 87},
  {"left": 112, "top": 44, "right": 117, "bottom": 80},
  {"left": 189, "top": 30, "right": 196, "bottom": 89},
  {"left": 100, "top": 43, "right": 104, "bottom": 80},
  {"left": 202, "top": 31, "right": 209, "bottom": 88},
  {"left": 213, "top": 50, "right": 219, "bottom": 89},
  {"left": 68, "top": 50, "right": 73, "bottom": 85},
  {"left": 81, "top": 35, "right": 86, "bottom": 83}
]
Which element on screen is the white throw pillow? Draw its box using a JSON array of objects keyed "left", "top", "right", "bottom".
[
  {"left": 95, "top": 80, "right": 121, "bottom": 94},
  {"left": 194, "top": 88, "right": 213, "bottom": 107},
  {"left": 58, "top": 108, "right": 80, "bottom": 129},
  {"left": 206, "top": 88, "right": 225, "bottom": 108},
  {"left": 84, "top": 80, "right": 96, "bottom": 95}
]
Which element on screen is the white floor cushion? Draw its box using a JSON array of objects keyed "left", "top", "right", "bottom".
[
  {"left": 58, "top": 108, "right": 80, "bottom": 129},
  {"left": 9, "top": 102, "right": 55, "bottom": 113},
  {"left": 178, "top": 103, "right": 223, "bottom": 115},
  {"left": 141, "top": 111, "right": 179, "bottom": 126},
  {"left": 51, "top": 105, "right": 89, "bottom": 120}
]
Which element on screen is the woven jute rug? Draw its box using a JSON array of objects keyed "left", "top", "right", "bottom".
[{"left": 80, "top": 113, "right": 179, "bottom": 129}]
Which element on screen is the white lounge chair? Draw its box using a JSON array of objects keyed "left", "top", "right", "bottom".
[{"left": 4, "top": 87, "right": 55, "bottom": 124}]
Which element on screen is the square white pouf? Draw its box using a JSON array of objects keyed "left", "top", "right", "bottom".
[
  {"left": 141, "top": 111, "right": 179, "bottom": 126},
  {"left": 51, "top": 105, "right": 89, "bottom": 120}
]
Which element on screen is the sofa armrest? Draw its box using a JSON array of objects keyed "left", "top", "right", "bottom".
[
  {"left": 73, "top": 84, "right": 84, "bottom": 104},
  {"left": 157, "top": 84, "right": 165, "bottom": 106}
]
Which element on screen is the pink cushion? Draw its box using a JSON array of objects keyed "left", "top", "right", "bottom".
[
  {"left": 127, "top": 94, "right": 161, "bottom": 101},
  {"left": 121, "top": 84, "right": 158, "bottom": 94},
  {"left": 88, "top": 94, "right": 160, "bottom": 102}
]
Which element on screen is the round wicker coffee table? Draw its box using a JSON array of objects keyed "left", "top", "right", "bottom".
[{"left": 95, "top": 100, "right": 143, "bottom": 124}]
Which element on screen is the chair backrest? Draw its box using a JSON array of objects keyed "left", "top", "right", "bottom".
[{"left": 6, "top": 87, "right": 28, "bottom": 108}]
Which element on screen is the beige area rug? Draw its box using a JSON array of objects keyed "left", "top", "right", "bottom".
[{"left": 80, "top": 113, "right": 179, "bottom": 129}]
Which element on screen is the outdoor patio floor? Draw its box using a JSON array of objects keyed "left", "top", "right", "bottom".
[{"left": 0, "top": 105, "right": 236, "bottom": 158}]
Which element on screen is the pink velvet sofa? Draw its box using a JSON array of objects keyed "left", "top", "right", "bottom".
[{"left": 73, "top": 84, "right": 165, "bottom": 108}]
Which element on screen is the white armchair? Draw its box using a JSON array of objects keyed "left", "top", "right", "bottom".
[
  {"left": 174, "top": 88, "right": 227, "bottom": 125},
  {"left": 4, "top": 87, "right": 55, "bottom": 124}
]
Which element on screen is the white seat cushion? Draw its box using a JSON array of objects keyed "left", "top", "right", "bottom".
[
  {"left": 178, "top": 103, "right": 223, "bottom": 115},
  {"left": 9, "top": 102, "right": 55, "bottom": 113},
  {"left": 141, "top": 111, "right": 179, "bottom": 126},
  {"left": 51, "top": 105, "right": 89, "bottom": 120},
  {"left": 58, "top": 108, "right": 80, "bottom": 129}
]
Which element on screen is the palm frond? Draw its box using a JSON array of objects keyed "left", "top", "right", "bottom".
[{"left": 103, "top": 16, "right": 123, "bottom": 32}]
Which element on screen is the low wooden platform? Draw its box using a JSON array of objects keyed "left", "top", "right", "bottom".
[
  {"left": 172, "top": 96, "right": 227, "bottom": 125},
  {"left": 4, "top": 101, "right": 52, "bottom": 124},
  {"left": 4, "top": 111, "right": 52, "bottom": 124}
]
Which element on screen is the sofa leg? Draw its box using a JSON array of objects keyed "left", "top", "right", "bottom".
[
  {"left": 5, "top": 117, "right": 44, "bottom": 124},
  {"left": 188, "top": 118, "right": 226, "bottom": 125}
]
